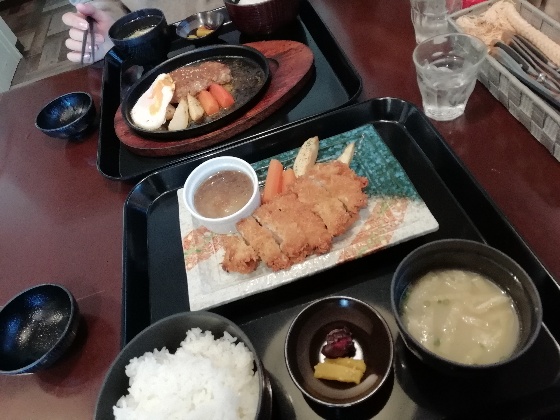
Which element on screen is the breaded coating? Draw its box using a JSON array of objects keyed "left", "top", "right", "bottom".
[
  {"left": 236, "top": 216, "right": 291, "bottom": 271},
  {"left": 307, "top": 161, "right": 369, "bottom": 214},
  {"left": 220, "top": 158, "right": 369, "bottom": 274},
  {"left": 253, "top": 201, "right": 312, "bottom": 263},
  {"left": 273, "top": 193, "right": 332, "bottom": 254},
  {"left": 221, "top": 235, "right": 259, "bottom": 274},
  {"left": 289, "top": 177, "right": 356, "bottom": 237}
]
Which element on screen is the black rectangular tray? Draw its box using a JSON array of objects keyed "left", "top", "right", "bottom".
[
  {"left": 97, "top": 1, "right": 361, "bottom": 182},
  {"left": 122, "top": 98, "right": 560, "bottom": 418}
]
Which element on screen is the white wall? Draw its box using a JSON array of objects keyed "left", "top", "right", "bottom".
[{"left": 0, "top": 17, "right": 22, "bottom": 92}]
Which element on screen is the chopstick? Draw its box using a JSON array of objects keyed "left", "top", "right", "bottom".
[{"left": 81, "top": 16, "right": 95, "bottom": 65}]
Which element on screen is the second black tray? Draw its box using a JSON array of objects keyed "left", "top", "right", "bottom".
[
  {"left": 97, "top": 1, "right": 361, "bottom": 181},
  {"left": 121, "top": 98, "right": 560, "bottom": 419}
]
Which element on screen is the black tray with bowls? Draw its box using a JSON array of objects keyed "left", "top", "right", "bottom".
[
  {"left": 120, "top": 98, "right": 560, "bottom": 418},
  {"left": 97, "top": 1, "right": 362, "bottom": 181}
]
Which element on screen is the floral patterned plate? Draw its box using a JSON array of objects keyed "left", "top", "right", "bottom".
[{"left": 177, "top": 124, "right": 439, "bottom": 310}]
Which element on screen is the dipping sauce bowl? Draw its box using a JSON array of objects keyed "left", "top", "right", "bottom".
[
  {"left": 182, "top": 156, "right": 260, "bottom": 234},
  {"left": 0, "top": 284, "right": 80, "bottom": 375},
  {"left": 176, "top": 9, "right": 225, "bottom": 44},
  {"left": 35, "top": 92, "right": 96, "bottom": 140}
]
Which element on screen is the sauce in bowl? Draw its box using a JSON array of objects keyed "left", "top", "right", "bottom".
[{"left": 194, "top": 170, "right": 253, "bottom": 218}]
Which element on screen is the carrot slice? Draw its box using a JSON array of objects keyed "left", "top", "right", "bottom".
[
  {"left": 281, "top": 168, "right": 296, "bottom": 193},
  {"left": 208, "top": 83, "right": 235, "bottom": 108},
  {"left": 197, "top": 90, "right": 220, "bottom": 116},
  {"left": 262, "top": 159, "right": 283, "bottom": 203}
]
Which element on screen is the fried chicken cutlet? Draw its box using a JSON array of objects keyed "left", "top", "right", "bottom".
[
  {"left": 253, "top": 202, "right": 312, "bottom": 263},
  {"left": 307, "top": 161, "right": 368, "bottom": 214},
  {"left": 236, "top": 216, "right": 290, "bottom": 271},
  {"left": 288, "top": 175, "right": 356, "bottom": 237},
  {"left": 221, "top": 235, "right": 259, "bottom": 274},
  {"left": 221, "top": 160, "right": 368, "bottom": 274},
  {"left": 272, "top": 193, "right": 332, "bottom": 255}
]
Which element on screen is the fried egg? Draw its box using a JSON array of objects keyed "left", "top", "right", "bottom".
[{"left": 131, "top": 73, "right": 175, "bottom": 131}]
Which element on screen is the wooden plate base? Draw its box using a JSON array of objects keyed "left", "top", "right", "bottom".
[{"left": 115, "top": 40, "right": 314, "bottom": 157}]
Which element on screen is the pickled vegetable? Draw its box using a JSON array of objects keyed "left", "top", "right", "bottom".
[{"left": 313, "top": 358, "right": 366, "bottom": 384}]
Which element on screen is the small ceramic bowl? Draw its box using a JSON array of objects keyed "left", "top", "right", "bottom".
[
  {"left": 0, "top": 284, "right": 80, "bottom": 375},
  {"left": 35, "top": 92, "right": 96, "bottom": 140},
  {"left": 94, "top": 311, "right": 272, "bottom": 420},
  {"left": 391, "top": 239, "right": 542, "bottom": 375},
  {"left": 182, "top": 156, "right": 260, "bottom": 234},
  {"left": 224, "top": 0, "right": 300, "bottom": 36},
  {"left": 108, "top": 8, "right": 171, "bottom": 65},
  {"left": 176, "top": 9, "right": 225, "bottom": 44},
  {"left": 285, "top": 296, "right": 394, "bottom": 409}
]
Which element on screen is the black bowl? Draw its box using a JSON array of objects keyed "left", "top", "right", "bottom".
[
  {"left": 121, "top": 44, "right": 270, "bottom": 140},
  {"left": 0, "top": 284, "right": 80, "bottom": 375},
  {"left": 95, "top": 311, "right": 271, "bottom": 420},
  {"left": 224, "top": 0, "right": 300, "bottom": 36},
  {"left": 35, "top": 92, "right": 96, "bottom": 140},
  {"left": 285, "top": 296, "right": 393, "bottom": 409},
  {"left": 108, "top": 8, "right": 171, "bottom": 66},
  {"left": 391, "top": 239, "right": 543, "bottom": 375},
  {"left": 176, "top": 9, "right": 225, "bottom": 45}
]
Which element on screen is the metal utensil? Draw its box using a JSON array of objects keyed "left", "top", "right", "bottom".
[
  {"left": 490, "top": 47, "right": 560, "bottom": 111},
  {"left": 493, "top": 40, "right": 560, "bottom": 93},
  {"left": 81, "top": 16, "right": 95, "bottom": 65},
  {"left": 515, "top": 34, "right": 560, "bottom": 72},
  {"left": 502, "top": 31, "right": 560, "bottom": 87}
]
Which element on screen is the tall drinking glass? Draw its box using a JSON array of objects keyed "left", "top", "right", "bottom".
[
  {"left": 413, "top": 33, "right": 487, "bottom": 121},
  {"left": 410, "top": 0, "right": 462, "bottom": 43}
]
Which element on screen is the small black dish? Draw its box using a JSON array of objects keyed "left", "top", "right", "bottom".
[
  {"left": 391, "top": 239, "right": 543, "bottom": 376},
  {"left": 121, "top": 44, "right": 270, "bottom": 140},
  {"left": 176, "top": 9, "right": 225, "bottom": 45},
  {"left": 285, "top": 296, "right": 394, "bottom": 410},
  {"left": 0, "top": 284, "right": 80, "bottom": 375},
  {"left": 94, "top": 311, "right": 271, "bottom": 420},
  {"left": 35, "top": 92, "right": 96, "bottom": 140},
  {"left": 108, "top": 8, "right": 171, "bottom": 66}
]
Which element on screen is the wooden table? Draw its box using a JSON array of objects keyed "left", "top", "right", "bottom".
[{"left": 1, "top": 0, "right": 559, "bottom": 418}]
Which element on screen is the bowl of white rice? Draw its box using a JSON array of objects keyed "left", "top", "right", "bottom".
[{"left": 94, "top": 311, "right": 271, "bottom": 420}]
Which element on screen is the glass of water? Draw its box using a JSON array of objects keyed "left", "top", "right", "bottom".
[
  {"left": 410, "top": 0, "right": 462, "bottom": 44},
  {"left": 413, "top": 33, "right": 487, "bottom": 121}
]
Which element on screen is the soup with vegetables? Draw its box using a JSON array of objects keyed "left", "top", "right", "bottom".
[{"left": 401, "top": 269, "right": 520, "bottom": 365}]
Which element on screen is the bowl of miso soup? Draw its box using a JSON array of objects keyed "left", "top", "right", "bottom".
[{"left": 391, "top": 239, "right": 542, "bottom": 374}]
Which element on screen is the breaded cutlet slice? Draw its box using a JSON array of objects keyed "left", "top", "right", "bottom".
[
  {"left": 253, "top": 201, "right": 312, "bottom": 263},
  {"left": 221, "top": 235, "right": 259, "bottom": 274},
  {"left": 289, "top": 177, "right": 356, "bottom": 237},
  {"left": 307, "top": 161, "right": 369, "bottom": 214},
  {"left": 272, "top": 193, "right": 332, "bottom": 254},
  {"left": 236, "top": 216, "right": 291, "bottom": 271}
]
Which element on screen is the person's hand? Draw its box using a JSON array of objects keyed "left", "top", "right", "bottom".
[{"left": 62, "top": 3, "right": 116, "bottom": 63}]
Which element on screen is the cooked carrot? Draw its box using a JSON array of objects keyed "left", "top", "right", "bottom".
[
  {"left": 281, "top": 168, "right": 296, "bottom": 193},
  {"left": 262, "top": 159, "right": 283, "bottom": 203},
  {"left": 208, "top": 83, "right": 235, "bottom": 108},
  {"left": 197, "top": 90, "right": 220, "bottom": 116}
]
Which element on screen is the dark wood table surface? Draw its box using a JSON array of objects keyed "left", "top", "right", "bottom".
[{"left": 1, "top": 0, "right": 559, "bottom": 418}]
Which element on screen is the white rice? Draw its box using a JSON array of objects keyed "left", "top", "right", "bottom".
[{"left": 113, "top": 328, "right": 259, "bottom": 420}]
